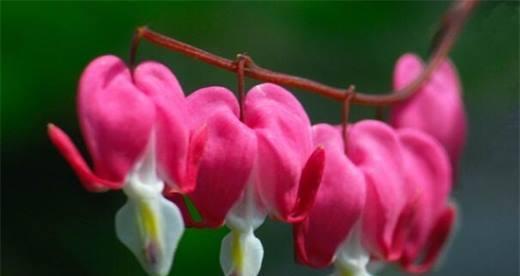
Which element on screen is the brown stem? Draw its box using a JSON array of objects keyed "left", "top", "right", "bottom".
[
  {"left": 234, "top": 54, "right": 249, "bottom": 121},
  {"left": 129, "top": 26, "right": 145, "bottom": 69},
  {"left": 131, "top": 0, "right": 477, "bottom": 107},
  {"left": 341, "top": 86, "right": 355, "bottom": 152}
]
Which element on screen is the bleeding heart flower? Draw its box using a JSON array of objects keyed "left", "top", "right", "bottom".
[
  {"left": 168, "top": 86, "right": 257, "bottom": 228},
  {"left": 161, "top": 86, "right": 261, "bottom": 276},
  {"left": 396, "top": 128, "right": 457, "bottom": 274},
  {"left": 294, "top": 121, "right": 435, "bottom": 276},
  {"left": 293, "top": 123, "right": 366, "bottom": 269},
  {"left": 245, "top": 83, "right": 326, "bottom": 224},
  {"left": 345, "top": 120, "right": 411, "bottom": 263},
  {"left": 170, "top": 83, "right": 324, "bottom": 276},
  {"left": 389, "top": 53, "right": 467, "bottom": 168},
  {"left": 48, "top": 55, "right": 206, "bottom": 276},
  {"left": 292, "top": 119, "right": 457, "bottom": 276},
  {"left": 48, "top": 56, "right": 155, "bottom": 192}
]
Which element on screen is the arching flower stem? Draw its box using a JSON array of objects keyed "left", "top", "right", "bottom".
[{"left": 129, "top": 0, "right": 477, "bottom": 107}]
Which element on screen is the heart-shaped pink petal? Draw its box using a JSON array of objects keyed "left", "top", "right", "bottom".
[
  {"left": 294, "top": 124, "right": 365, "bottom": 267},
  {"left": 181, "top": 87, "right": 257, "bottom": 228},
  {"left": 396, "top": 128, "right": 453, "bottom": 272},
  {"left": 245, "top": 83, "right": 324, "bottom": 222},
  {"left": 346, "top": 120, "right": 406, "bottom": 260},
  {"left": 77, "top": 55, "right": 156, "bottom": 184},
  {"left": 390, "top": 53, "right": 467, "bottom": 168},
  {"left": 133, "top": 61, "right": 192, "bottom": 192}
]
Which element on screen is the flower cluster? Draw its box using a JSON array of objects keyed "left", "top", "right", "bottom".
[{"left": 48, "top": 53, "right": 466, "bottom": 276}]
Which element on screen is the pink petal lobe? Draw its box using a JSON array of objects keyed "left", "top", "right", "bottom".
[
  {"left": 78, "top": 55, "right": 155, "bottom": 183},
  {"left": 47, "top": 124, "right": 123, "bottom": 191},
  {"left": 133, "top": 61, "right": 190, "bottom": 191},
  {"left": 392, "top": 53, "right": 424, "bottom": 92},
  {"left": 287, "top": 145, "right": 326, "bottom": 223},
  {"left": 244, "top": 83, "right": 314, "bottom": 222},
  {"left": 390, "top": 53, "right": 467, "bottom": 167},
  {"left": 400, "top": 204, "right": 457, "bottom": 274},
  {"left": 294, "top": 124, "right": 365, "bottom": 268},
  {"left": 346, "top": 120, "right": 406, "bottom": 260},
  {"left": 183, "top": 123, "right": 209, "bottom": 194},
  {"left": 390, "top": 193, "right": 421, "bottom": 261},
  {"left": 397, "top": 129, "right": 452, "bottom": 271},
  {"left": 184, "top": 87, "right": 256, "bottom": 228}
]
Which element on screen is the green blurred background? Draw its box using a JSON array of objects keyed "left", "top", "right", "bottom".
[{"left": 2, "top": 1, "right": 518, "bottom": 275}]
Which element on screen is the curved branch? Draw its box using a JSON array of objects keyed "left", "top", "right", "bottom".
[{"left": 132, "top": 0, "right": 477, "bottom": 107}]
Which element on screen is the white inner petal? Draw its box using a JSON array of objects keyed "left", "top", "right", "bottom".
[
  {"left": 332, "top": 222, "right": 372, "bottom": 276},
  {"left": 221, "top": 175, "right": 266, "bottom": 276},
  {"left": 225, "top": 178, "right": 266, "bottom": 232},
  {"left": 115, "top": 139, "right": 184, "bottom": 276},
  {"left": 220, "top": 229, "right": 263, "bottom": 276}
]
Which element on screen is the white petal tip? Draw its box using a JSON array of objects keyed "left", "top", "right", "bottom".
[
  {"left": 220, "top": 230, "right": 264, "bottom": 276},
  {"left": 115, "top": 195, "right": 184, "bottom": 276}
]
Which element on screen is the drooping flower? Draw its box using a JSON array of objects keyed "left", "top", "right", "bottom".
[
  {"left": 293, "top": 123, "right": 366, "bottom": 269},
  {"left": 48, "top": 56, "right": 156, "bottom": 192},
  {"left": 48, "top": 55, "right": 206, "bottom": 276},
  {"left": 244, "top": 83, "right": 326, "bottom": 224},
  {"left": 293, "top": 120, "right": 416, "bottom": 276},
  {"left": 218, "top": 83, "right": 325, "bottom": 276},
  {"left": 389, "top": 53, "right": 467, "bottom": 167},
  {"left": 396, "top": 128, "right": 457, "bottom": 273},
  {"left": 168, "top": 86, "right": 257, "bottom": 228},
  {"left": 346, "top": 120, "right": 413, "bottom": 263},
  {"left": 293, "top": 120, "right": 458, "bottom": 276},
  {"left": 169, "top": 83, "right": 325, "bottom": 276},
  {"left": 162, "top": 86, "right": 261, "bottom": 276},
  {"left": 135, "top": 59, "right": 207, "bottom": 195}
]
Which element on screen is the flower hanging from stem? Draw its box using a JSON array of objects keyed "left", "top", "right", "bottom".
[{"left": 48, "top": 1, "right": 475, "bottom": 275}]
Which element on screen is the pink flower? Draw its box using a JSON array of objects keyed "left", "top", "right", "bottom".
[
  {"left": 168, "top": 86, "right": 257, "bottom": 228},
  {"left": 48, "top": 55, "right": 206, "bottom": 276},
  {"left": 135, "top": 59, "right": 207, "bottom": 194},
  {"left": 396, "top": 128, "right": 456, "bottom": 274},
  {"left": 48, "top": 56, "right": 156, "bottom": 191},
  {"left": 346, "top": 120, "right": 412, "bottom": 261},
  {"left": 293, "top": 123, "right": 366, "bottom": 268},
  {"left": 293, "top": 120, "right": 457, "bottom": 275},
  {"left": 293, "top": 120, "right": 424, "bottom": 275},
  {"left": 48, "top": 55, "right": 205, "bottom": 193},
  {"left": 165, "top": 83, "right": 323, "bottom": 276},
  {"left": 46, "top": 50, "right": 466, "bottom": 276},
  {"left": 171, "top": 83, "right": 325, "bottom": 230},
  {"left": 346, "top": 120, "right": 457, "bottom": 271},
  {"left": 389, "top": 53, "right": 467, "bottom": 167},
  {"left": 389, "top": 53, "right": 463, "bottom": 272},
  {"left": 244, "top": 83, "right": 326, "bottom": 223}
]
